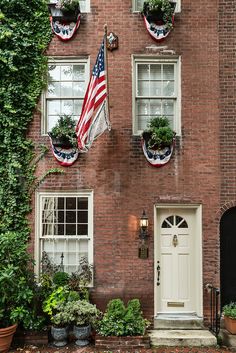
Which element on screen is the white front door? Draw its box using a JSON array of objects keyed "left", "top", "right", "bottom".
[{"left": 155, "top": 207, "right": 201, "bottom": 315}]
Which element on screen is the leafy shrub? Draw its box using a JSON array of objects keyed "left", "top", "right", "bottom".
[
  {"left": 57, "top": 0, "right": 80, "bottom": 13},
  {"left": 64, "top": 300, "right": 100, "bottom": 326},
  {"left": 142, "top": 116, "right": 175, "bottom": 149},
  {"left": 223, "top": 302, "right": 236, "bottom": 319},
  {"left": 53, "top": 271, "right": 70, "bottom": 287},
  {"left": 49, "top": 115, "right": 77, "bottom": 147},
  {"left": 96, "top": 298, "right": 150, "bottom": 336},
  {"left": 143, "top": 0, "right": 175, "bottom": 27}
]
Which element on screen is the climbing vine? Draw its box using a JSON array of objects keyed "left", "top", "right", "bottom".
[{"left": 0, "top": 0, "right": 52, "bottom": 235}]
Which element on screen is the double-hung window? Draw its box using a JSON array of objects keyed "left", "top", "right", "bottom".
[
  {"left": 42, "top": 58, "right": 89, "bottom": 134},
  {"left": 35, "top": 191, "right": 93, "bottom": 275},
  {"left": 133, "top": 57, "right": 180, "bottom": 135},
  {"left": 79, "top": 0, "right": 90, "bottom": 12},
  {"left": 132, "top": 0, "right": 180, "bottom": 13}
]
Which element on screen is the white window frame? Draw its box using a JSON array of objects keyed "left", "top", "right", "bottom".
[
  {"left": 41, "top": 56, "right": 90, "bottom": 135},
  {"left": 132, "top": 0, "right": 181, "bottom": 13},
  {"left": 35, "top": 191, "right": 94, "bottom": 279},
  {"left": 132, "top": 55, "right": 181, "bottom": 136}
]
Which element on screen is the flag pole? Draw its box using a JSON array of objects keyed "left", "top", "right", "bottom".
[{"left": 104, "top": 24, "right": 111, "bottom": 129}]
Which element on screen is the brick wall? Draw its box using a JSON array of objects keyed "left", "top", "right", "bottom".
[{"left": 28, "top": 0, "right": 221, "bottom": 321}]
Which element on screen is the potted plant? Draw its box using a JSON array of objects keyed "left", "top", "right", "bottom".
[
  {"left": 48, "top": 0, "right": 80, "bottom": 22},
  {"left": 48, "top": 115, "right": 78, "bottom": 149},
  {"left": 223, "top": 302, "right": 236, "bottom": 334},
  {"left": 42, "top": 286, "right": 80, "bottom": 346},
  {"left": 95, "top": 299, "right": 150, "bottom": 349},
  {"left": 65, "top": 300, "right": 100, "bottom": 346},
  {"left": 142, "top": 0, "right": 176, "bottom": 28}
]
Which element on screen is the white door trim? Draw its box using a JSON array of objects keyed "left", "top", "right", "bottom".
[{"left": 154, "top": 204, "right": 203, "bottom": 317}]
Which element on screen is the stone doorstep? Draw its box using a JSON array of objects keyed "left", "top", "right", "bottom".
[
  {"left": 221, "top": 329, "right": 236, "bottom": 351},
  {"left": 154, "top": 314, "right": 204, "bottom": 330},
  {"left": 148, "top": 329, "right": 217, "bottom": 347}
]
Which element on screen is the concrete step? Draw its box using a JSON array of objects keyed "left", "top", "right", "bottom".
[
  {"left": 154, "top": 314, "right": 204, "bottom": 330},
  {"left": 149, "top": 329, "right": 217, "bottom": 347}
]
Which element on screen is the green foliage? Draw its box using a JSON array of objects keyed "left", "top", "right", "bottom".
[
  {"left": 53, "top": 271, "right": 70, "bottom": 287},
  {"left": 57, "top": 0, "right": 80, "bottom": 13},
  {"left": 0, "top": 1, "right": 53, "bottom": 329},
  {"left": 143, "top": 0, "right": 175, "bottom": 28},
  {"left": 0, "top": 231, "right": 35, "bottom": 328},
  {"left": 96, "top": 298, "right": 150, "bottom": 337},
  {"left": 223, "top": 302, "right": 236, "bottom": 319},
  {"left": 142, "top": 116, "right": 175, "bottom": 149},
  {"left": 49, "top": 114, "right": 78, "bottom": 147},
  {"left": 63, "top": 300, "right": 100, "bottom": 326}
]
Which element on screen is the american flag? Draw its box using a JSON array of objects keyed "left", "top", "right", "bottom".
[{"left": 76, "top": 39, "right": 110, "bottom": 152}]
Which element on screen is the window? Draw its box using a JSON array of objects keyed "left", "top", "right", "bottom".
[
  {"left": 35, "top": 191, "right": 93, "bottom": 275},
  {"left": 42, "top": 58, "right": 89, "bottom": 134},
  {"left": 133, "top": 0, "right": 181, "bottom": 13},
  {"left": 133, "top": 57, "right": 180, "bottom": 135}
]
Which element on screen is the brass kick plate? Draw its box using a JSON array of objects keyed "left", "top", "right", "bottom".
[{"left": 167, "top": 302, "right": 184, "bottom": 307}]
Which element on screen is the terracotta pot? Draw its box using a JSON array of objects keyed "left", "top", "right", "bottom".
[
  {"left": 0, "top": 324, "right": 17, "bottom": 353},
  {"left": 224, "top": 316, "right": 236, "bottom": 334}
]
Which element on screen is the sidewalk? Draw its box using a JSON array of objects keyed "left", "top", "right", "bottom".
[{"left": 9, "top": 344, "right": 233, "bottom": 353}]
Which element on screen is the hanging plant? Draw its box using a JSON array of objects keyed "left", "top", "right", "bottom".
[
  {"left": 141, "top": 116, "right": 175, "bottom": 167},
  {"left": 48, "top": 0, "right": 81, "bottom": 40},
  {"left": 48, "top": 115, "right": 79, "bottom": 166},
  {"left": 142, "top": 0, "right": 176, "bottom": 42}
]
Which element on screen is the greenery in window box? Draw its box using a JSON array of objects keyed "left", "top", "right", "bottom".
[
  {"left": 96, "top": 298, "right": 150, "bottom": 337},
  {"left": 142, "top": 116, "right": 175, "bottom": 150},
  {"left": 142, "top": 0, "right": 176, "bottom": 28},
  {"left": 56, "top": 0, "right": 80, "bottom": 15},
  {"left": 49, "top": 115, "right": 78, "bottom": 148}
]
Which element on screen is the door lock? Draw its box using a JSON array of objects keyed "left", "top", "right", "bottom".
[{"left": 173, "top": 234, "right": 178, "bottom": 247}]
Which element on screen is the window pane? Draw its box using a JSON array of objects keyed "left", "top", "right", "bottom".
[
  {"left": 138, "top": 80, "right": 149, "bottom": 96},
  {"left": 66, "top": 198, "right": 76, "bottom": 209},
  {"left": 163, "top": 81, "right": 175, "bottom": 96},
  {"left": 48, "top": 65, "right": 60, "bottom": 81},
  {"left": 73, "top": 65, "right": 85, "bottom": 80},
  {"left": 150, "top": 99, "right": 162, "bottom": 116},
  {"left": 163, "top": 65, "right": 174, "bottom": 80},
  {"left": 61, "top": 100, "right": 73, "bottom": 115},
  {"left": 66, "top": 211, "right": 76, "bottom": 223},
  {"left": 66, "top": 224, "right": 76, "bottom": 235},
  {"left": 48, "top": 82, "right": 60, "bottom": 97},
  {"left": 150, "top": 64, "right": 161, "bottom": 80},
  {"left": 48, "top": 100, "right": 60, "bottom": 115},
  {"left": 78, "top": 198, "right": 88, "bottom": 209},
  {"left": 150, "top": 81, "right": 162, "bottom": 96},
  {"left": 77, "top": 210, "right": 88, "bottom": 223},
  {"left": 74, "top": 100, "right": 83, "bottom": 115},
  {"left": 138, "top": 64, "right": 149, "bottom": 79},
  {"left": 61, "top": 82, "right": 73, "bottom": 97},
  {"left": 73, "top": 82, "right": 85, "bottom": 97},
  {"left": 137, "top": 99, "right": 149, "bottom": 116},
  {"left": 61, "top": 65, "right": 73, "bottom": 80},
  {"left": 77, "top": 224, "right": 88, "bottom": 235}
]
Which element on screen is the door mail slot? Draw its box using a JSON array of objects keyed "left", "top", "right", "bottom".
[{"left": 167, "top": 302, "right": 184, "bottom": 307}]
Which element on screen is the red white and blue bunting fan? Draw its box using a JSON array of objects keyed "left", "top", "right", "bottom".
[
  {"left": 49, "top": 136, "right": 79, "bottom": 167},
  {"left": 141, "top": 138, "right": 174, "bottom": 167},
  {"left": 50, "top": 14, "right": 81, "bottom": 41},
  {"left": 143, "top": 15, "right": 174, "bottom": 42}
]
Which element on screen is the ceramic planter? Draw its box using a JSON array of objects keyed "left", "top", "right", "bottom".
[
  {"left": 0, "top": 324, "right": 17, "bottom": 353},
  {"left": 51, "top": 326, "right": 69, "bottom": 347},
  {"left": 73, "top": 324, "right": 91, "bottom": 346},
  {"left": 224, "top": 316, "right": 236, "bottom": 334}
]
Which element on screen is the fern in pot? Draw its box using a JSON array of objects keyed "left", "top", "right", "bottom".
[{"left": 48, "top": 114, "right": 78, "bottom": 149}]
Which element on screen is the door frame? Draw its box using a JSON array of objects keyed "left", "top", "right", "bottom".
[{"left": 154, "top": 204, "right": 203, "bottom": 317}]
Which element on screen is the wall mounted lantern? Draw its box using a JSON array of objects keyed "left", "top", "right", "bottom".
[{"left": 139, "top": 210, "right": 149, "bottom": 240}]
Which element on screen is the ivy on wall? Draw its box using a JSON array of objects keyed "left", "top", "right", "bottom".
[{"left": 0, "top": 0, "right": 52, "bottom": 235}]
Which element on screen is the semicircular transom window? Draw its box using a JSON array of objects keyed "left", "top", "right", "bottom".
[{"left": 161, "top": 215, "right": 188, "bottom": 229}]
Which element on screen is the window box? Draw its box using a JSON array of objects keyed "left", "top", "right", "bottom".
[{"left": 48, "top": 2, "right": 80, "bottom": 22}]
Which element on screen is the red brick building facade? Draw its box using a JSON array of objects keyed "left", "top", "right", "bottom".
[{"left": 28, "top": 0, "right": 235, "bottom": 325}]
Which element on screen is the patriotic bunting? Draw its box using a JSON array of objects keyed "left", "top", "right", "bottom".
[
  {"left": 50, "top": 14, "right": 81, "bottom": 41},
  {"left": 141, "top": 138, "right": 174, "bottom": 167}
]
